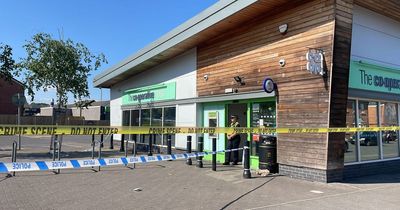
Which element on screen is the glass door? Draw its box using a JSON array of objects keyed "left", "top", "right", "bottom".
[{"left": 251, "top": 102, "right": 276, "bottom": 156}]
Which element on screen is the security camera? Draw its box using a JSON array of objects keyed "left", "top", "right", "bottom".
[
  {"left": 279, "top": 59, "right": 286, "bottom": 67},
  {"left": 203, "top": 74, "right": 208, "bottom": 81}
]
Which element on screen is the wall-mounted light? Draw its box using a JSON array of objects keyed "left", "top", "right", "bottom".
[
  {"left": 278, "top": 24, "right": 288, "bottom": 34},
  {"left": 263, "top": 78, "right": 276, "bottom": 93},
  {"left": 234, "top": 76, "right": 245, "bottom": 86}
]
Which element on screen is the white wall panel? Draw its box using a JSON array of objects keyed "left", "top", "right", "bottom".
[
  {"left": 175, "top": 103, "right": 197, "bottom": 149},
  {"left": 351, "top": 6, "right": 400, "bottom": 68}
]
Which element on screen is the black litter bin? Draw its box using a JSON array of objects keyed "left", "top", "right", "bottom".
[{"left": 258, "top": 135, "right": 278, "bottom": 173}]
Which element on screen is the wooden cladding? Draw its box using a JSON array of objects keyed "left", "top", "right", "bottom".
[
  {"left": 197, "top": 0, "right": 336, "bottom": 169},
  {"left": 327, "top": 0, "right": 354, "bottom": 170}
]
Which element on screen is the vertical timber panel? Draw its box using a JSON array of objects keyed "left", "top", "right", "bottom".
[{"left": 327, "top": 0, "right": 354, "bottom": 178}]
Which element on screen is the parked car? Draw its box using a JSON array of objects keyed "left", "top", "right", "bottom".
[{"left": 349, "top": 132, "right": 378, "bottom": 146}]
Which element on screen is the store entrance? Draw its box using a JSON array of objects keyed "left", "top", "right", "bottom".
[{"left": 227, "top": 103, "right": 247, "bottom": 162}]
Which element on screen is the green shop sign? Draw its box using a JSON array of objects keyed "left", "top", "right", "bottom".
[
  {"left": 349, "top": 61, "right": 400, "bottom": 94},
  {"left": 122, "top": 82, "right": 176, "bottom": 105}
]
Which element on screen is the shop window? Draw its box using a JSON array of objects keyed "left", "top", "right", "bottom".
[
  {"left": 130, "top": 110, "right": 140, "bottom": 141},
  {"left": 140, "top": 109, "right": 151, "bottom": 143},
  {"left": 163, "top": 107, "right": 176, "bottom": 146},
  {"left": 122, "top": 110, "right": 130, "bottom": 126},
  {"left": 359, "top": 101, "right": 380, "bottom": 161},
  {"left": 344, "top": 100, "right": 357, "bottom": 163},
  {"left": 151, "top": 108, "right": 162, "bottom": 145},
  {"left": 381, "top": 102, "right": 399, "bottom": 159},
  {"left": 251, "top": 102, "right": 276, "bottom": 156}
]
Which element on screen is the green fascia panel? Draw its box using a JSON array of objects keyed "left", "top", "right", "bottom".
[
  {"left": 349, "top": 60, "right": 400, "bottom": 94},
  {"left": 122, "top": 82, "right": 176, "bottom": 105},
  {"left": 250, "top": 156, "right": 259, "bottom": 170},
  {"left": 203, "top": 152, "right": 226, "bottom": 163},
  {"left": 202, "top": 154, "right": 259, "bottom": 169}
]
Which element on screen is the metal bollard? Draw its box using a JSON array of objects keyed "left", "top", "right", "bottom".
[
  {"left": 132, "top": 135, "right": 137, "bottom": 168},
  {"left": 125, "top": 138, "right": 129, "bottom": 158},
  {"left": 186, "top": 136, "right": 192, "bottom": 165},
  {"left": 52, "top": 134, "right": 58, "bottom": 175},
  {"left": 167, "top": 135, "right": 172, "bottom": 155},
  {"left": 91, "top": 134, "right": 96, "bottom": 159},
  {"left": 10, "top": 141, "right": 17, "bottom": 177},
  {"left": 52, "top": 135, "right": 58, "bottom": 162},
  {"left": 18, "top": 134, "right": 21, "bottom": 150},
  {"left": 243, "top": 140, "right": 251, "bottom": 179},
  {"left": 148, "top": 134, "right": 153, "bottom": 156},
  {"left": 167, "top": 135, "right": 172, "bottom": 161},
  {"left": 109, "top": 134, "right": 114, "bottom": 149},
  {"left": 57, "top": 135, "right": 63, "bottom": 174},
  {"left": 120, "top": 134, "right": 125, "bottom": 152},
  {"left": 197, "top": 136, "right": 203, "bottom": 168},
  {"left": 132, "top": 135, "right": 137, "bottom": 155},
  {"left": 100, "top": 134, "right": 104, "bottom": 148},
  {"left": 98, "top": 137, "right": 102, "bottom": 171},
  {"left": 212, "top": 137, "right": 216, "bottom": 171},
  {"left": 91, "top": 134, "right": 96, "bottom": 171}
]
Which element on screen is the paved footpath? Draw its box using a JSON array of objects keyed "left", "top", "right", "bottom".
[{"left": 1, "top": 158, "right": 400, "bottom": 210}]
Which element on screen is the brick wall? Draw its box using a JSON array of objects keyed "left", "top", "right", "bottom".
[
  {"left": 279, "top": 164, "right": 343, "bottom": 183},
  {"left": 0, "top": 78, "right": 24, "bottom": 115}
]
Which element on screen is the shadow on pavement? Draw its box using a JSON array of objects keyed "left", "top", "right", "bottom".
[{"left": 219, "top": 177, "right": 276, "bottom": 210}]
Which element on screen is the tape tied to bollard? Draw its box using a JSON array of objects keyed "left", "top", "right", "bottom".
[{"left": 0, "top": 148, "right": 243, "bottom": 173}]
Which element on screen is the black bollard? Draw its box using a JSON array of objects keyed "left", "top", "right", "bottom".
[
  {"left": 132, "top": 135, "right": 137, "bottom": 155},
  {"left": 109, "top": 134, "right": 114, "bottom": 149},
  {"left": 243, "top": 140, "right": 251, "bottom": 179},
  {"left": 197, "top": 136, "right": 203, "bottom": 168},
  {"left": 91, "top": 134, "right": 95, "bottom": 159},
  {"left": 120, "top": 134, "right": 125, "bottom": 152},
  {"left": 167, "top": 135, "right": 172, "bottom": 155},
  {"left": 57, "top": 135, "right": 62, "bottom": 174},
  {"left": 186, "top": 136, "right": 192, "bottom": 165},
  {"left": 167, "top": 135, "right": 172, "bottom": 161},
  {"left": 91, "top": 134, "right": 96, "bottom": 171},
  {"left": 132, "top": 135, "right": 137, "bottom": 169},
  {"left": 148, "top": 135, "right": 153, "bottom": 156},
  {"left": 100, "top": 134, "right": 104, "bottom": 148},
  {"left": 212, "top": 137, "right": 216, "bottom": 171},
  {"left": 125, "top": 138, "right": 129, "bottom": 158},
  {"left": 11, "top": 141, "right": 17, "bottom": 177},
  {"left": 98, "top": 137, "right": 102, "bottom": 171}
]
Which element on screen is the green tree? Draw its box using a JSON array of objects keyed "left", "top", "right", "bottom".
[
  {"left": 19, "top": 33, "right": 107, "bottom": 107},
  {"left": 0, "top": 43, "right": 16, "bottom": 82}
]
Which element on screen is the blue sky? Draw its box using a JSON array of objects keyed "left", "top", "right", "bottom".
[{"left": 0, "top": 0, "right": 217, "bottom": 104}]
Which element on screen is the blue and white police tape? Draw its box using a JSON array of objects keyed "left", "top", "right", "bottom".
[{"left": 0, "top": 148, "right": 243, "bottom": 173}]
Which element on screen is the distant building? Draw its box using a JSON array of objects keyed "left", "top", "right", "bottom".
[
  {"left": 0, "top": 77, "right": 24, "bottom": 115},
  {"left": 39, "top": 101, "right": 110, "bottom": 121},
  {"left": 23, "top": 103, "right": 49, "bottom": 116}
]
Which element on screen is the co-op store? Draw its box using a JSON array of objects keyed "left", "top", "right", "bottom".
[{"left": 94, "top": 0, "right": 400, "bottom": 182}]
